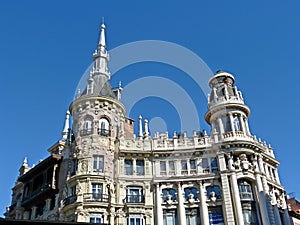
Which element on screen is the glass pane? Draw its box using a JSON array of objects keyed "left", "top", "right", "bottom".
[
  {"left": 190, "top": 160, "right": 196, "bottom": 170},
  {"left": 181, "top": 161, "right": 187, "bottom": 170},
  {"left": 169, "top": 161, "right": 175, "bottom": 171},
  {"left": 136, "top": 160, "right": 144, "bottom": 175},
  {"left": 160, "top": 161, "right": 166, "bottom": 171}
]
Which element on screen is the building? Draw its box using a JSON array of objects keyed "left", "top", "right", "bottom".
[
  {"left": 287, "top": 198, "right": 300, "bottom": 225},
  {"left": 5, "top": 22, "right": 292, "bottom": 225}
]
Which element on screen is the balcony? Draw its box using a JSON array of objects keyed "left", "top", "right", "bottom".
[
  {"left": 80, "top": 129, "right": 93, "bottom": 136},
  {"left": 83, "top": 193, "right": 109, "bottom": 203},
  {"left": 125, "top": 195, "right": 145, "bottom": 204},
  {"left": 98, "top": 128, "right": 110, "bottom": 137},
  {"left": 63, "top": 195, "right": 77, "bottom": 206}
]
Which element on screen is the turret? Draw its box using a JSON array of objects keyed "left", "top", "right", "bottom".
[{"left": 205, "top": 71, "right": 251, "bottom": 139}]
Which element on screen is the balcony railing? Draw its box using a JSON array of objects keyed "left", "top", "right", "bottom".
[
  {"left": 125, "top": 195, "right": 145, "bottom": 203},
  {"left": 80, "top": 129, "right": 93, "bottom": 136},
  {"left": 63, "top": 195, "right": 77, "bottom": 206},
  {"left": 83, "top": 193, "right": 109, "bottom": 203},
  {"left": 98, "top": 128, "right": 110, "bottom": 136}
]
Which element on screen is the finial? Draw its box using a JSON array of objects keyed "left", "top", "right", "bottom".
[
  {"left": 119, "top": 81, "right": 122, "bottom": 88},
  {"left": 138, "top": 115, "right": 143, "bottom": 139}
]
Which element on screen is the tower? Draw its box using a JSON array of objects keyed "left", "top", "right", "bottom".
[{"left": 60, "top": 22, "right": 135, "bottom": 223}]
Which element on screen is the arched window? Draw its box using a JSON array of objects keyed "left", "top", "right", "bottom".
[
  {"left": 81, "top": 117, "right": 93, "bottom": 136},
  {"left": 222, "top": 116, "right": 231, "bottom": 133},
  {"left": 184, "top": 187, "right": 198, "bottom": 201},
  {"left": 162, "top": 188, "right": 177, "bottom": 202},
  {"left": 206, "top": 185, "right": 221, "bottom": 199},
  {"left": 98, "top": 117, "right": 110, "bottom": 136}
]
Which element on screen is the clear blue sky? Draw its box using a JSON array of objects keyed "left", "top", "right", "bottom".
[{"left": 0, "top": 1, "right": 299, "bottom": 216}]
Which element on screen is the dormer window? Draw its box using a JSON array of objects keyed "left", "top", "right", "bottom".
[{"left": 98, "top": 117, "right": 110, "bottom": 136}]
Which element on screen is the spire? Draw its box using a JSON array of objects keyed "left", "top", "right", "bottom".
[
  {"left": 19, "top": 157, "right": 30, "bottom": 176},
  {"left": 99, "top": 18, "right": 106, "bottom": 47},
  {"left": 62, "top": 110, "right": 70, "bottom": 141}
]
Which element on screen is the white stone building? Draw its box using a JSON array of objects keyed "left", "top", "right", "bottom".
[{"left": 5, "top": 23, "right": 292, "bottom": 225}]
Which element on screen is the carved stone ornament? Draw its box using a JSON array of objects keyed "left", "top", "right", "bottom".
[
  {"left": 188, "top": 193, "right": 195, "bottom": 204},
  {"left": 166, "top": 195, "right": 173, "bottom": 205}
]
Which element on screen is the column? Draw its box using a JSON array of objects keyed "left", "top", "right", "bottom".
[
  {"left": 244, "top": 118, "right": 251, "bottom": 136},
  {"left": 199, "top": 181, "right": 210, "bottom": 225},
  {"left": 31, "top": 206, "right": 37, "bottom": 220},
  {"left": 133, "top": 158, "right": 136, "bottom": 175},
  {"left": 258, "top": 156, "right": 276, "bottom": 224},
  {"left": 218, "top": 118, "right": 224, "bottom": 134},
  {"left": 239, "top": 115, "right": 246, "bottom": 135},
  {"left": 177, "top": 182, "right": 186, "bottom": 225},
  {"left": 45, "top": 198, "right": 52, "bottom": 212},
  {"left": 229, "top": 113, "right": 235, "bottom": 134},
  {"left": 155, "top": 184, "right": 163, "bottom": 225},
  {"left": 281, "top": 194, "right": 292, "bottom": 225},
  {"left": 218, "top": 154, "right": 235, "bottom": 225},
  {"left": 229, "top": 172, "right": 244, "bottom": 225},
  {"left": 109, "top": 207, "right": 115, "bottom": 225}
]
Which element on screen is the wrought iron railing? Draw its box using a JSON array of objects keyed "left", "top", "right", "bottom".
[
  {"left": 125, "top": 195, "right": 145, "bottom": 203},
  {"left": 83, "top": 193, "right": 109, "bottom": 203}
]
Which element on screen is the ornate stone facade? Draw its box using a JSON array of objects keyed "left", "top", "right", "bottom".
[{"left": 5, "top": 23, "right": 292, "bottom": 225}]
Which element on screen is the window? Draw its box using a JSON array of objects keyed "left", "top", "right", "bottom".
[
  {"left": 233, "top": 116, "right": 241, "bottom": 131},
  {"left": 99, "top": 117, "right": 110, "bottom": 136},
  {"left": 206, "top": 186, "right": 221, "bottom": 199},
  {"left": 163, "top": 210, "right": 177, "bottom": 225},
  {"left": 190, "top": 160, "right": 196, "bottom": 170},
  {"left": 208, "top": 206, "right": 224, "bottom": 225},
  {"left": 160, "top": 161, "right": 167, "bottom": 175},
  {"left": 181, "top": 160, "right": 188, "bottom": 175},
  {"left": 211, "top": 158, "right": 218, "bottom": 173},
  {"left": 162, "top": 188, "right": 176, "bottom": 202},
  {"left": 71, "top": 159, "right": 78, "bottom": 175},
  {"left": 202, "top": 158, "right": 209, "bottom": 173},
  {"left": 242, "top": 203, "right": 258, "bottom": 225},
  {"left": 186, "top": 208, "right": 201, "bottom": 225},
  {"left": 92, "top": 184, "right": 103, "bottom": 200},
  {"left": 125, "top": 159, "right": 133, "bottom": 175},
  {"left": 184, "top": 187, "right": 198, "bottom": 201},
  {"left": 128, "top": 214, "right": 144, "bottom": 225},
  {"left": 222, "top": 116, "right": 231, "bottom": 133},
  {"left": 93, "top": 155, "right": 104, "bottom": 172},
  {"left": 126, "top": 186, "right": 144, "bottom": 203},
  {"left": 238, "top": 180, "right": 253, "bottom": 200},
  {"left": 82, "top": 117, "right": 93, "bottom": 136},
  {"left": 190, "top": 160, "right": 197, "bottom": 174},
  {"left": 136, "top": 160, "right": 144, "bottom": 175},
  {"left": 169, "top": 161, "right": 175, "bottom": 175},
  {"left": 90, "top": 213, "right": 103, "bottom": 224}
]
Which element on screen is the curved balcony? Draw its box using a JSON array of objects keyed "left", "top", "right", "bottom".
[{"left": 63, "top": 195, "right": 77, "bottom": 206}]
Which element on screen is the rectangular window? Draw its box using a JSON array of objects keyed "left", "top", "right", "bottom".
[
  {"left": 160, "top": 161, "right": 167, "bottom": 175},
  {"left": 92, "top": 183, "right": 103, "bottom": 201},
  {"left": 163, "top": 210, "right": 177, "bottom": 225},
  {"left": 93, "top": 155, "right": 104, "bottom": 172},
  {"left": 202, "top": 158, "right": 209, "bottom": 173},
  {"left": 186, "top": 208, "right": 201, "bottom": 225},
  {"left": 126, "top": 187, "right": 144, "bottom": 203},
  {"left": 128, "top": 215, "right": 144, "bottom": 225},
  {"left": 181, "top": 160, "right": 188, "bottom": 175},
  {"left": 136, "top": 160, "right": 144, "bottom": 175},
  {"left": 125, "top": 159, "right": 133, "bottom": 175},
  {"left": 168, "top": 161, "right": 175, "bottom": 175},
  {"left": 90, "top": 213, "right": 103, "bottom": 224},
  {"left": 208, "top": 206, "right": 224, "bottom": 225},
  {"left": 211, "top": 158, "right": 218, "bottom": 173}
]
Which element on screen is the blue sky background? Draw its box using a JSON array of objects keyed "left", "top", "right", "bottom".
[{"left": 0, "top": 1, "right": 299, "bottom": 216}]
